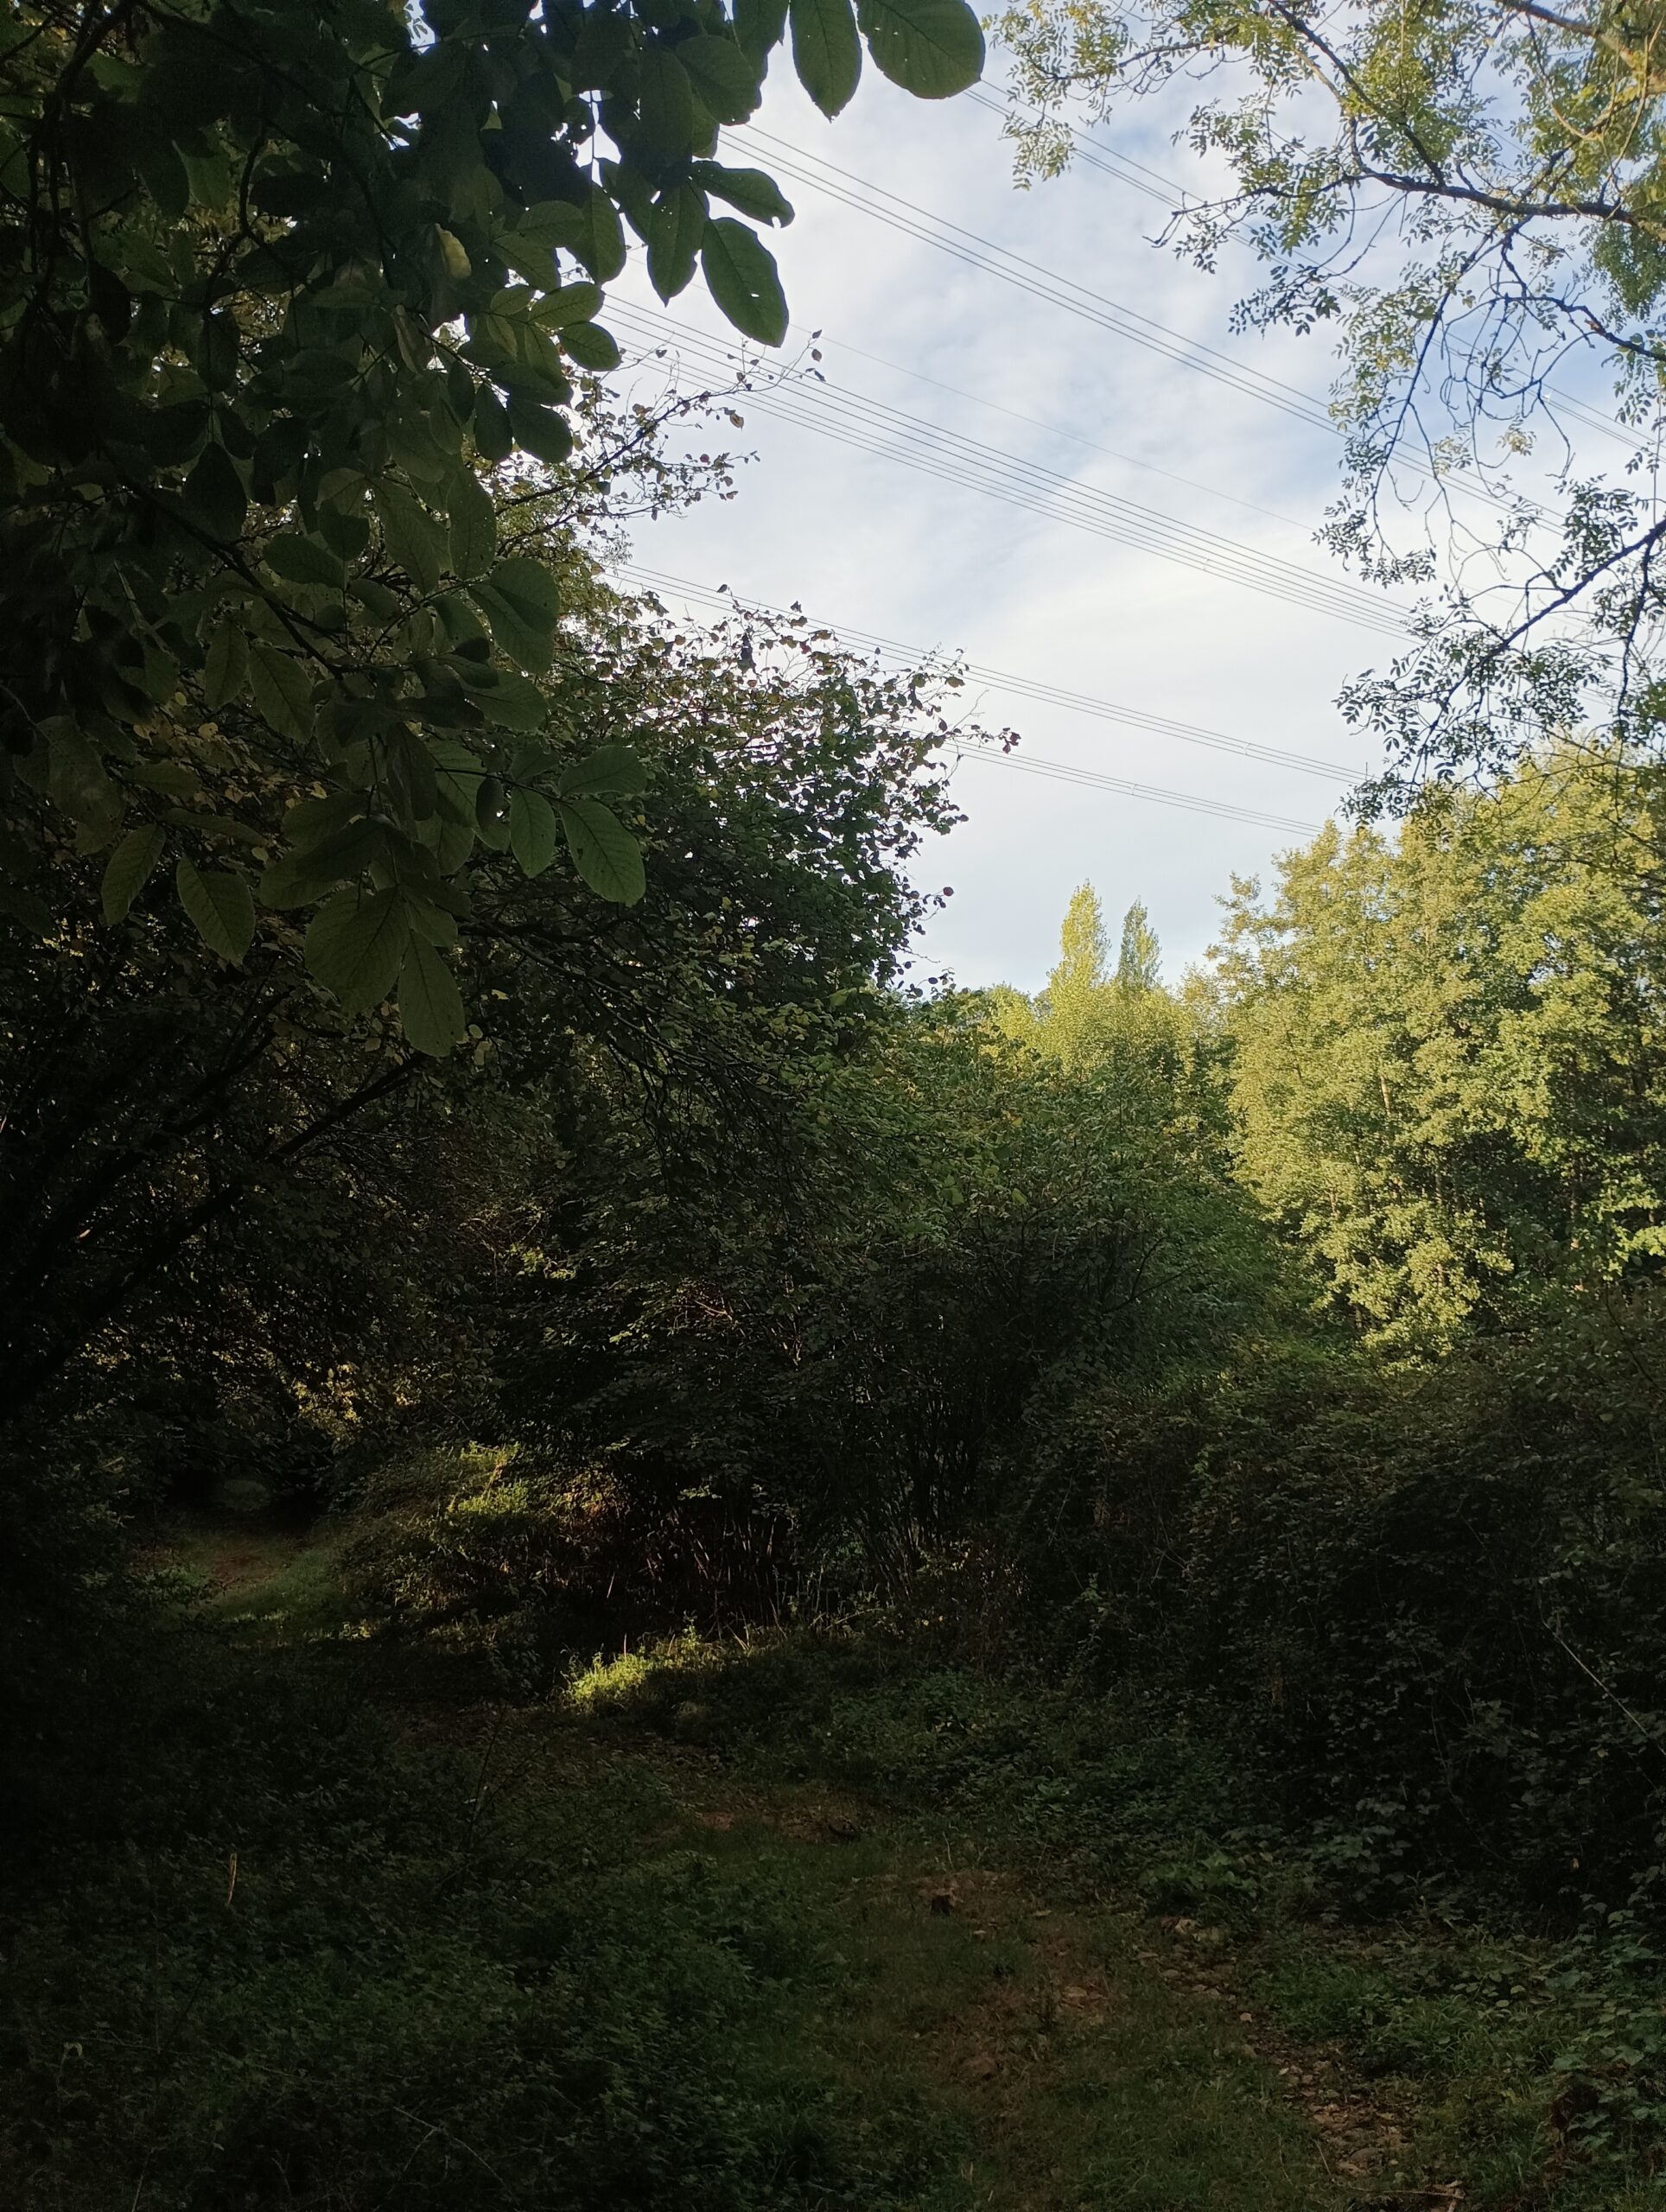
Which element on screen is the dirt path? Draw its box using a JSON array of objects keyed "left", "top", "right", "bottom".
[
  {"left": 169, "top": 1516, "right": 1435, "bottom": 2209},
  {"left": 415, "top": 1695, "right": 1419, "bottom": 2212}
]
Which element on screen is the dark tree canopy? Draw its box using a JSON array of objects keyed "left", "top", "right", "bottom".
[{"left": 0, "top": 0, "right": 982, "bottom": 1043}]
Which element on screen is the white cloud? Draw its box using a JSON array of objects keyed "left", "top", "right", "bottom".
[{"left": 618, "top": 65, "right": 1396, "bottom": 990}]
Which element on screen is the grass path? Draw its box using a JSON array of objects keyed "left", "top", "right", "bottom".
[{"left": 177, "top": 1507, "right": 1428, "bottom": 2210}]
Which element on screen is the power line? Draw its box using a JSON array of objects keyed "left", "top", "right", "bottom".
[
  {"left": 969, "top": 86, "right": 1645, "bottom": 464},
  {"left": 732, "top": 124, "right": 1340, "bottom": 437},
  {"left": 965, "top": 86, "right": 1185, "bottom": 209},
  {"left": 960, "top": 747, "right": 1320, "bottom": 835},
  {"left": 612, "top": 303, "right": 1409, "bottom": 635},
  {"left": 755, "top": 324, "right": 1318, "bottom": 536},
  {"left": 616, "top": 561, "right": 1350, "bottom": 826},
  {"left": 618, "top": 559, "right": 1364, "bottom": 779},
  {"left": 731, "top": 125, "right": 1532, "bottom": 523}
]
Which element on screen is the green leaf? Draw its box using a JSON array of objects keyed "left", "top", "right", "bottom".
[
  {"left": 504, "top": 392, "right": 574, "bottom": 466},
  {"left": 304, "top": 886, "right": 410, "bottom": 1012},
  {"left": 176, "top": 857, "right": 255, "bottom": 963},
  {"left": 130, "top": 761, "right": 201, "bottom": 799},
  {"left": 264, "top": 532, "right": 345, "bottom": 588},
  {"left": 739, "top": 0, "right": 792, "bottom": 60},
  {"left": 181, "top": 441, "right": 247, "bottom": 539},
  {"left": 508, "top": 786, "right": 557, "bottom": 875},
  {"left": 790, "top": 0, "right": 862, "bottom": 115},
  {"left": 512, "top": 196, "right": 624, "bottom": 281},
  {"left": 557, "top": 744, "right": 650, "bottom": 798},
  {"left": 703, "top": 220, "right": 789, "bottom": 346},
  {"left": 430, "top": 738, "right": 485, "bottom": 829},
  {"left": 469, "top": 557, "right": 560, "bottom": 673},
  {"left": 283, "top": 790, "right": 367, "bottom": 844},
  {"left": 248, "top": 644, "right": 315, "bottom": 743},
  {"left": 648, "top": 185, "right": 709, "bottom": 303},
  {"left": 202, "top": 618, "right": 250, "bottom": 709},
  {"left": 447, "top": 471, "right": 498, "bottom": 580},
  {"left": 261, "top": 816, "right": 385, "bottom": 906},
  {"left": 735, "top": 0, "right": 791, "bottom": 59},
  {"left": 558, "top": 321, "right": 622, "bottom": 372},
  {"left": 637, "top": 46, "right": 698, "bottom": 156},
  {"left": 557, "top": 796, "right": 645, "bottom": 905},
  {"left": 475, "top": 772, "right": 512, "bottom": 850},
  {"left": 0, "top": 881, "right": 54, "bottom": 937},
  {"left": 856, "top": 0, "right": 983, "bottom": 95},
  {"left": 374, "top": 483, "right": 444, "bottom": 595},
  {"left": 397, "top": 933, "right": 467, "bottom": 1056},
  {"left": 468, "top": 668, "right": 550, "bottom": 731},
  {"left": 692, "top": 162, "right": 795, "bottom": 226},
  {"left": 101, "top": 823, "right": 165, "bottom": 923},
  {"left": 47, "top": 722, "right": 113, "bottom": 824},
  {"left": 533, "top": 280, "right": 603, "bottom": 327},
  {"left": 569, "top": 188, "right": 626, "bottom": 283},
  {"left": 472, "top": 382, "right": 515, "bottom": 465},
  {"left": 678, "top": 35, "right": 764, "bottom": 123}
]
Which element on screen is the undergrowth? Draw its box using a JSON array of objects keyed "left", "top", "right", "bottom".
[
  {"left": 0, "top": 1610, "right": 963, "bottom": 2212},
  {"left": 566, "top": 1625, "right": 1666, "bottom": 2208}
]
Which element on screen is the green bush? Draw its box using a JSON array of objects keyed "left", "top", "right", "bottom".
[{"left": 0, "top": 1618, "right": 963, "bottom": 2212}]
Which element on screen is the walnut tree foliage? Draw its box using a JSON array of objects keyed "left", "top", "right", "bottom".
[
  {"left": 0, "top": 0, "right": 982, "bottom": 1047},
  {"left": 996, "top": 0, "right": 1666, "bottom": 792},
  {"left": 0, "top": 539, "right": 971, "bottom": 1418}
]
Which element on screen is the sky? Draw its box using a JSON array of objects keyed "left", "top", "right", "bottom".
[{"left": 611, "top": 58, "right": 1408, "bottom": 995}]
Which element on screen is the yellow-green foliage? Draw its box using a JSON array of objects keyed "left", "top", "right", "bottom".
[{"left": 1218, "top": 748, "right": 1666, "bottom": 1342}]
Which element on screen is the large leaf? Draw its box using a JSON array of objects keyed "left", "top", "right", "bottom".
[
  {"left": 181, "top": 441, "right": 246, "bottom": 538},
  {"left": 790, "top": 0, "right": 861, "bottom": 115},
  {"left": 703, "top": 219, "right": 788, "bottom": 346},
  {"left": 856, "top": 0, "right": 983, "bottom": 94},
  {"left": 533, "top": 279, "right": 602, "bottom": 327},
  {"left": 508, "top": 787, "right": 557, "bottom": 876},
  {"left": 202, "top": 618, "right": 250, "bottom": 709},
  {"left": 677, "top": 35, "right": 764, "bottom": 124},
  {"left": 468, "top": 669, "right": 549, "bottom": 732},
  {"left": 648, "top": 185, "right": 709, "bottom": 303},
  {"left": 248, "top": 644, "right": 315, "bottom": 743},
  {"left": 397, "top": 934, "right": 467, "bottom": 1056},
  {"left": 430, "top": 739, "right": 485, "bottom": 829},
  {"left": 559, "top": 321, "right": 622, "bottom": 372},
  {"left": 557, "top": 796, "right": 645, "bottom": 905},
  {"left": 304, "top": 886, "right": 410, "bottom": 1012},
  {"left": 446, "top": 470, "right": 498, "bottom": 579},
  {"left": 260, "top": 816, "right": 386, "bottom": 906},
  {"left": 101, "top": 823, "right": 165, "bottom": 923},
  {"left": 46, "top": 722, "right": 113, "bottom": 826},
  {"left": 176, "top": 857, "right": 255, "bottom": 963},
  {"left": 566, "top": 188, "right": 626, "bottom": 283},
  {"left": 636, "top": 46, "right": 698, "bottom": 156},
  {"left": 504, "top": 392, "right": 574, "bottom": 467},
  {"left": 374, "top": 483, "right": 444, "bottom": 594},
  {"left": 468, "top": 557, "right": 560, "bottom": 673},
  {"left": 692, "top": 162, "right": 795, "bottom": 227},
  {"left": 557, "top": 744, "right": 650, "bottom": 798},
  {"left": 734, "top": 0, "right": 790, "bottom": 64},
  {"left": 264, "top": 531, "right": 345, "bottom": 588}
]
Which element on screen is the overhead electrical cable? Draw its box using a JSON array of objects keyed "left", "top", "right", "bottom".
[
  {"left": 770, "top": 326, "right": 1318, "bottom": 534},
  {"left": 730, "top": 124, "right": 1341, "bottom": 436},
  {"left": 960, "top": 748, "right": 1320, "bottom": 834},
  {"left": 966, "top": 87, "right": 1644, "bottom": 462},
  {"left": 617, "top": 561, "right": 1359, "bottom": 815},
  {"left": 963, "top": 86, "right": 1185, "bottom": 208},
  {"left": 612, "top": 302, "right": 1408, "bottom": 635},
  {"left": 728, "top": 127, "right": 1537, "bottom": 521}
]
